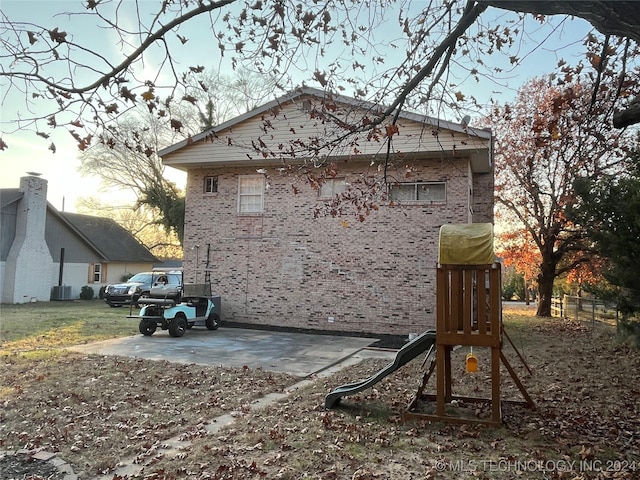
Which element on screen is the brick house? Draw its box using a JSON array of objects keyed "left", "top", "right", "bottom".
[{"left": 160, "top": 87, "right": 494, "bottom": 336}]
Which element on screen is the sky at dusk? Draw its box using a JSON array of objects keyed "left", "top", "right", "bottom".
[{"left": 0, "top": 1, "right": 595, "bottom": 212}]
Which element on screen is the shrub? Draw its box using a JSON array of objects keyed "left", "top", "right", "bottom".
[
  {"left": 99, "top": 285, "right": 106, "bottom": 299},
  {"left": 618, "top": 318, "right": 640, "bottom": 349},
  {"left": 80, "top": 285, "right": 95, "bottom": 300}
]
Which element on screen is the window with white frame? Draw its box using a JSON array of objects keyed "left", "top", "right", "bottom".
[
  {"left": 238, "top": 175, "right": 264, "bottom": 213},
  {"left": 93, "top": 263, "right": 102, "bottom": 283},
  {"left": 204, "top": 176, "right": 218, "bottom": 193},
  {"left": 318, "top": 178, "right": 347, "bottom": 198},
  {"left": 389, "top": 181, "right": 446, "bottom": 203}
]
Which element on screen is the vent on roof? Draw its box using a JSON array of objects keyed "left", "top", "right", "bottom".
[{"left": 51, "top": 285, "right": 72, "bottom": 301}]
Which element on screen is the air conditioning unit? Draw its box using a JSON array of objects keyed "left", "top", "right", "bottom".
[{"left": 51, "top": 285, "right": 72, "bottom": 301}]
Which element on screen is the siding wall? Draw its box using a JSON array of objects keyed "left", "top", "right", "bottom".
[
  {"left": 183, "top": 156, "right": 493, "bottom": 336},
  {"left": 164, "top": 94, "right": 492, "bottom": 169}
]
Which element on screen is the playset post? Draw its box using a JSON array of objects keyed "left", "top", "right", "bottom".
[{"left": 405, "top": 224, "right": 534, "bottom": 426}]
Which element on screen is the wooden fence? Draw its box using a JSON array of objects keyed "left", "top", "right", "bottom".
[{"left": 551, "top": 295, "right": 618, "bottom": 327}]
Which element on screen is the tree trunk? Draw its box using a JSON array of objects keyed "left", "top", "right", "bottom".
[{"left": 536, "top": 266, "right": 556, "bottom": 317}]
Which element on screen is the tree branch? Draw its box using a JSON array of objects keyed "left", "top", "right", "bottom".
[
  {"left": 3, "top": 0, "right": 237, "bottom": 95},
  {"left": 481, "top": 1, "right": 640, "bottom": 43}
]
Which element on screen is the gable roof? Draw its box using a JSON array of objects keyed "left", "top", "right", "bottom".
[
  {"left": 56, "top": 212, "right": 158, "bottom": 263},
  {"left": 0, "top": 188, "right": 23, "bottom": 209},
  {"left": 158, "top": 86, "right": 492, "bottom": 160},
  {"left": 1, "top": 184, "right": 158, "bottom": 264}
]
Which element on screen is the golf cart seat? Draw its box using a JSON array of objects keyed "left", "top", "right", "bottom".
[{"left": 136, "top": 297, "right": 176, "bottom": 307}]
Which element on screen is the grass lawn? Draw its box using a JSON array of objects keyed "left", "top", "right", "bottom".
[
  {"left": 1, "top": 301, "right": 639, "bottom": 479},
  {"left": 0, "top": 300, "right": 138, "bottom": 353}
]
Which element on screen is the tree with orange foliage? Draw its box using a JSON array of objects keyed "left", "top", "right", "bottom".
[
  {"left": 496, "top": 227, "right": 541, "bottom": 304},
  {"left": 490, "top": 76, "right": 636, "bottom": 317}
]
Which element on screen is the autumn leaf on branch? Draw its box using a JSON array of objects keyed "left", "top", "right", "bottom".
[
  {"left": 120, "top": 86, "right": 136, "bottom": 103},
  {"left": 385, "top": 125, "right": 399, "bottom": 137},
  {"left": 104, "top": 103, "right": 119, "bottom": 114},
  {"left": 170, "top": 119, "right": 183, "bottom": 132},
  {"left": 182, "top": 95, "right": 197, "bottom": 105},
  {"left": 314, "top": 70, "right": 328, "bottom": 87},
  {"left": 48, "top": 27, "right": 67, "bottom": 43},
  {"left": 141, "top": 89, "right": 155, "bottom": 102}
]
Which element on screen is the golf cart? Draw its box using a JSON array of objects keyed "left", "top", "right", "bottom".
[{"left": 128, "top": 283, "right": 222, "bottom": 337}]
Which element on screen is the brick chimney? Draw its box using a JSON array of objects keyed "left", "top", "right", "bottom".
[{"left": 2, "top": 175, "right": 54, "bottom": 303}]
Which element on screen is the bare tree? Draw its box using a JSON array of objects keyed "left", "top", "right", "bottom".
[
  {"left": 1, "top": 1, "right": 639, "bottom": 156},
  {"left": 77, "top": 197, "right": 183, "bottom": 259},
  {"left": 184, "top": 68, "right": 278, "bottom": 130},
  {"left": 77, "top": 107, "right": 187, "bottom": 241},
  {"left": 76, "top": 67, "right": 277, "bottom": 243}
]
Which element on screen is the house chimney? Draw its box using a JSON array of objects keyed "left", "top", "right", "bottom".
[{"left": 2, "top": 175, "right": 54, "bottom": 303}]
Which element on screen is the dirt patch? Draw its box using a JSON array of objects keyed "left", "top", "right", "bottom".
[{"left": 0, "top": 452, "right": 63, "bottom": 479}]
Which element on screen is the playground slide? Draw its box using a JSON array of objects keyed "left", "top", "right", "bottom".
[{"left": 325, "top": 329, "right": 437, "bottom": 409}]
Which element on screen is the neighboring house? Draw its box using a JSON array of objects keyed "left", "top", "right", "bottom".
[
  {"left": 160, "top": 87, "right": 494, "bottom": 336},
  {"left": 1, "top": 175, "right": 158, "bottom": 303}
]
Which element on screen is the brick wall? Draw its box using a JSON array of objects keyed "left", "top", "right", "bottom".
[{"left": 183, "top": 156, "right": 493, "bottom": 336}]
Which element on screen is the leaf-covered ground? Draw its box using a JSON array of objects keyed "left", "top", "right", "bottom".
[
  {"left": 1, "top": 309, "right": 639, "bottom": 479},
  {"left": 0, "top": 352, "right": 295, "bottom": 478}
]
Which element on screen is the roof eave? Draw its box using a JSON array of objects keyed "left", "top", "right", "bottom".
[{"left": 158, "top": 87, "right": 493, "bottom": 159}]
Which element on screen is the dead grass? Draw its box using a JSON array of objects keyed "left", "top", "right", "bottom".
[{"left": 1, "top": 304, "right": 639, "bottom": 479}]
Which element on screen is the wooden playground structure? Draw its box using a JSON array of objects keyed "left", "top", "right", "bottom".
[{"left": 404, "top": 224, "right": 534, "bottom": 426}]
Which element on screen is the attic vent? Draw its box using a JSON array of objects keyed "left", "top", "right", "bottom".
[
  {"left": 302, "top": 99, "right": 312, "bottom": 112},
  {"left": 51, "top": 285, "right": 72, "bottom": 301}
]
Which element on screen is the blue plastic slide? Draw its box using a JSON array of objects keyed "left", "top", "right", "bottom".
[{"left": 325, "top": 330, "right": 437, "bottom": 408}]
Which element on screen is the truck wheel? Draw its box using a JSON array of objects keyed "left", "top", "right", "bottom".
[
  {"left": 169, "top": 314, "right": 187, "bottom": 337},
  {"left": 135, "top": 292, "right": 150, "bottom": 308},
  {"left": 206, "top": 312, "right": 221, "bottom": 330},
  {"left": 139, "top": 319, "right": 156, "bottom": 336}
]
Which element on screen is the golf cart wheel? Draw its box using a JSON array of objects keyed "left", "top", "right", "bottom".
[
  {"left": 206, "top": 312, "right": 221, "bottom": 330},
  {"left": 139, "top": 319, "right": 157, "bottom": 336},
  {"left": 169, "top": 314, "right": 187, "bottom": 337}
]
